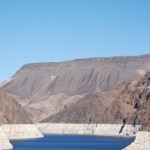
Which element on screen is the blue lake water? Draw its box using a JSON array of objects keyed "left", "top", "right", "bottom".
[{"left": 11, "top": 134, "right": 134, "bottom": 150}]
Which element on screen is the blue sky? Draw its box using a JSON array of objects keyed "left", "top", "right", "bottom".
[{"left": 0, "top": 0, "right": 150, "bottom": 82}]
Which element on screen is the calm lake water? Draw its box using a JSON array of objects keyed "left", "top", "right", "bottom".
[{"left": 11, "top": 134, "right": 134, "bottom": 150}]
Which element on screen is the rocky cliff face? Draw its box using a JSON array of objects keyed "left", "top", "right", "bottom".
[
  {"left": 0, "top": 87, "right": 32, "bottom": 124},
  {"left": 2, "top": 54, "right": 150, "bottom": 122},
  {"left": 43, "top": 72, "right": 150, "bottom": 130},
  {"left": 141, "top": 122, "right": 150, "bottom": 131}
]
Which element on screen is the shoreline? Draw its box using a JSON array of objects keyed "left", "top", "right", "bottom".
[
  {"left": 0, "top": 123, "right": 149, "bottom": 150},
  {"left": 36, "top": 123, "right": 149, "bottom": 150},
  {"left": 43, "top": 133, "right": 136, "bottom": 139},
  {"left": 36, "top": 123, "right": 141, "bottom": 137},
  {"left": 123, "top": 131, "right": 150, "bottom": 150}
]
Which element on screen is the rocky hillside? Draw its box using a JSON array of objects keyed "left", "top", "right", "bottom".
[
  {"left": 2, "top": 54, "right": 150, "bottom": 122},
  {"left": 0, "top": 87, "right": 32, "bottom": 124},
  {"left": 141, "top": 122, "right": 150, "bottom": 131},
  {"left": 43, "top": 72, "right": 150, "bottom": 130}
]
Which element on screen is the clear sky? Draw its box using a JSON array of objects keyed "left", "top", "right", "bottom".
[{"left": 0, "top": 0, "right": 150, "bottom": 82}]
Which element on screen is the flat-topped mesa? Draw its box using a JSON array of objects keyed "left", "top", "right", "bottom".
[
  {"left": 19, "top": 54, "right": 150, "bottom": 70},
  {"left": 2, "top": 54, "right": 150, "bottom": 122},
  {"left": 14, "top": 54, "right": 150, "bottom": 75}
]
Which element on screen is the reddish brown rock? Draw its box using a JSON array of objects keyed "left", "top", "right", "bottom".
[
  {"left": 0, "top": 87, "right": 32, "bottom": 124},
  {"left": 43, "top": 72, "right": 150, "bottom": 130},
  {"left": 141, "top": 122, "right": 150, "bottom": 131}
]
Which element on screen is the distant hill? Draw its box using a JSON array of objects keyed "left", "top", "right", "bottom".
[
  {"left": 43, "top": 72, "right": 150, "bottom": 131},
  {"left": 2, "top": 54, "right": 150, "bottom": 122},
  {"left": 0, "top": 87, "right": 32, "bottom": 124}
]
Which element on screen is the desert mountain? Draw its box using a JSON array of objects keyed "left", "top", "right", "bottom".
[
  {"left": 43, "top": 72, "right": 150, "bottom": 131},
  {"left": 2, "top": 54, "right": 150, "bottom": 122},
  {"left": 0, "top": 87, "right": 32, "bottom": 124}
]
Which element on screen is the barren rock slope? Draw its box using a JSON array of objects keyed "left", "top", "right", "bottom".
[
  {"left": 44, "top": 72, "right": 150, "bottom": 131},
  {"left": 2, "top": 54, "right": 150, "bottom": 122},
  {"left": 0, "top": 87, "right": 32, "bottom": 124}
]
